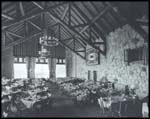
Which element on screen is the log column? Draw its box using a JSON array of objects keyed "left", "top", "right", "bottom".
[
  {"left": 48, "top": 57, "right": 56, "bottom": 80},
  {"left": 26, "top": 57, "right": 36, "bottom": 78}
]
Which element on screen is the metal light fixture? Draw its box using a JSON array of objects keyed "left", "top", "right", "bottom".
[{"left": 39, "top": 29, "right": 59, "bottom": 58}]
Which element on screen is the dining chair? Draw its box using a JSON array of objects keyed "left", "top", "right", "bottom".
[
  {"left": 142, "top": 102, "right": 149, "bottom": 117},
  {"left": 98, "top": 97, "right": 112, "bottom": 117},
  {"left": 111, "top": 101, "right": 123, "bottom": 117}
]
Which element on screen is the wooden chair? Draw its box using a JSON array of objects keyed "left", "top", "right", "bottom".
[
  {"left": 98, "top": 97, "right": 112, "bottom": 117},
  {"left": 142, "top": 102, "right": 149, "bottom": 117},
  {"left": 111, "top": 101, "right": 122, "bottom": 117},
  {"left": 112, "top": 99, "right": 129, "bottom": 117}
]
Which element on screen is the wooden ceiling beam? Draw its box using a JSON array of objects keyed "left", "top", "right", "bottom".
[
  {"left": 72, "top": 3, "right": 90, "bottom": 24},
  {"left": 7, "top": 31, "right": 24, "bottom": 39},
  {"left": 61, "top": 37, "right": 73, "bottom": 42},
  {"left": 6, "top": 32, "right": 14, "bottom": 41},
  {"left": 72, "top": 2, "right": 110, "bottom": 44},
  {"left": 81, "top": 2, "right": 95, "bottom": 16},
  {"left": 3, "top": 11, "right": 45, "bottom": 30},
  {"left": 3, "top": 32, "right": 43, "bottom": 51},
  {"left": 59, "top": 40, "right": 86, "bottom": 60},
  {"left": 61, "top": 4, "right": 69, "bottom": 20},
  {"left": 19, "top": 2, "right": 25, "bottom": 16},
  {"left": 49, "top": 11, "right": 87, "bottom": 46},
  {"left": 46, "top": 11, "right": 105, "bottom": 55},
  {"left": 60, "top": 24, "right": 86, "bottom": 48},
  {"left": 79, "top": 5, "right": 111, "bottom": 34},
  {"left": 70, "top": 23, "right": 89, "bottom": 29},
  {"left": 32, "top": 2, "right": 44, "bottom": 10},
  {"left": 50, "top": 2, "right": 67, "bottom": 9},
  {"left": 57, "top": 24, "right": 86, "bottom": 60},
  {"left": 27, "top": 21, "right": 42, "bottom": 31},
  {"left": 2, "top": 2, "right": 67, "bottom": 30},
  {"left": 128, "top": 20, "right": 148, "bottom": 42},
  {"left": 107, "top": 2, "right": 148, "bottom": 42},
  {"left": 2, "top": 14, "right": 14, "bottom": 20}
]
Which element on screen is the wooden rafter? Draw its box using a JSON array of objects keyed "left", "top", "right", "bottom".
[
  {"left": 68, "top": 3, "right": 71, "bottom": 26},
  {"left": 108, "top": 2, "right": 148, "bottom": 42},
  {"left": 19, "top": 2, "right": 25, "bottom": 16},
  {"left": 72, "top": 3, "right": 107, "bottom": 45},
  {"left": 2, "top": 2, "right": 67, "bottom": 30},
  {"left": 59, "top": 40, "right": 86, "bottom": 60},
  {"left": 78, "top": 5, "right": 111, "bottom": 35},
  {"left": 48, "top": 2, "right": 67, "bottom": 9},
  {"left": 61, "top": 4, "right": 69, "bottom": 20},
  {"left": 49, "top": 11, "right": 86, "bottom": 46},
  {"left": 60, "top": 24, "right": 86, "bottom": 48},
  {"left": 129, "top": 20, "right": 148, "bottom": 42},
  {"left": 2, "top": 14, "right": 14, "bottom": 20},
  {"left": 32, "top": 2, "right": 44, "bottom": 10},
  {"left": 70, "top": 23, "right": 89, "bottom": 28},
  {"left": 7, "top": 31, "right": 24, "bottom": 39},
  {"left": 46, "top": 11, "right": 105, "bottom": 55},
  {"left": 61, "top": 37, "right": 73, "bottom": 42},
  {"left": 72, "top": 3, "right": 89, "bottom": 25},
  {"left": 66, "top": 39, "right": 74, "bottom": 45},
  {"left": 24, "top": 21, "right": 28, "bottom": 37},
  {"left": 27, "top": 21, "right": 42, "bottom": 31},
  {"left": 3, "top": 12, "right": 45, "bottom": 30},
  {"left": 3, "top": 32, "right": 43, "bottom": 51},
  {"left": 6, "top": 32, "right": 14, "bottom": 41},
  {"left": 58, "top": 23, "right": 86, "bottom": 60},
  {"left": 76, "top": 49, "right": 86, "bottom": 52}
]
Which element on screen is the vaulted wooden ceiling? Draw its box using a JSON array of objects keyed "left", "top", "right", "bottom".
[{"left": 1, "top": 1, "right": 148, "bottom": 60}]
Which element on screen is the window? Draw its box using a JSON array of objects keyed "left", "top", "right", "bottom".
[
  {"left": 124, "top": 46, "right": 144, "bottom": 65},
  {"left": 56, "top": 64, "right": 66, "bottom": 78},
  {"left": 19, "top": 58, "right": 23, "bottom": 62},
  {"left": 35, "top": 64, "right": 49, "bottom": 78},
  {"left": 88, "top": 70, "right": 91, "bottom": 80},
  {"left": 14, "top": 63, "right": 27, "bottom": 78},
  {"left": 93, "top": 70, "right": 97, "bottom": 83},
  {"left": 14, "top": 58, "right": 18, "bottom": 62}
]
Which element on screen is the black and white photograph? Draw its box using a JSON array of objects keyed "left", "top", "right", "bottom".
[{"left": 1, "top": 1, "right": 149, "bottom": 118}]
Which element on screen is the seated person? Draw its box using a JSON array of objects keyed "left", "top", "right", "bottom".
[
  {"left": 2, "top": 95, "right": 10, "bottom": 117},
  {"left": 8, "top": 95, "right": 26, "bottom": 117},
  {"left": 8, "top": 100, "right": 19, "bottom": 117}
]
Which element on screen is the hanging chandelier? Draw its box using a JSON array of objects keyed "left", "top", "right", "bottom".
[
  {"left": 39, "top": 36, "right": 59, "bottom": 47},
  {"left": 38, "top": 29, "right": 59, "bottom": 58}
]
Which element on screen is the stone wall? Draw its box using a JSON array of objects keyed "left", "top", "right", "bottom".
[{"left": 66, "top": 24, "right": 149, "bottom": 98}]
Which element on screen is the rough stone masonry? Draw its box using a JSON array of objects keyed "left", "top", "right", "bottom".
[{"left": 66, "top": 24, "right": 148, "bottom": 98}]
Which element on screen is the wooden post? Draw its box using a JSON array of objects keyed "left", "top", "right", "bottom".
[
  {"left": 26, "top": 57, "right": 35, "bottom": 78},
  {"left": 48, "top": 57, "right": 56, "bottom": 80}
]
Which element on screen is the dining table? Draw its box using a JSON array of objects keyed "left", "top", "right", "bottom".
[
  {"left": 110, "top": 95, "right": 142, "bottom": 117},
  {"left": 20, "top": 92, "right": 52, "bottom": 109}
]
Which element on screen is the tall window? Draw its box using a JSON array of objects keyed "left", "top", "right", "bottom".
[
  {"left": 35, "top": 64, "right": 66, "bottom": 78},
  {"left": 14, "top": 57, "right": 66, "bottom": 78},
  {"left": 14, "top": 63, "right": 27, "bottom": 78},
  {"left": 35, "top": 64, "right": 49, "bottom": 78},
  {"left": 56, "top": 64, "right": 66, "bottom": 78}
]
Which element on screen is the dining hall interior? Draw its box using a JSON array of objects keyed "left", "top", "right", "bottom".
[{"left": 1, "top": 1, "right": 149, "bottom": 118}]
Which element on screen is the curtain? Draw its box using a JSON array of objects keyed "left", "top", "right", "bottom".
[
  {"left": 26, "top": 57, "right": 36, "bottom": 78},
  {"left": 48, "top": 58, "right": 56, "bottom": 80},
  {"left": 2, "top": 47, "right": 14, "bottom": 79}
]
